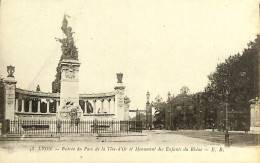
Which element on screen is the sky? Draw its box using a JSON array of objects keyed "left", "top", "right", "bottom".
[{"left": 0, "top": 0, "right": 259, "bottom": 111}]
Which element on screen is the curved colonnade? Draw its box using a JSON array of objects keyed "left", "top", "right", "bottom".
[{"left": 15, "top": 88, "right": 116, "bottom": 117}]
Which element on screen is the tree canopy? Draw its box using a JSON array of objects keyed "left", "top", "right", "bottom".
[{"left": 153, "top": 35, "right": 259, "bottom": 131}]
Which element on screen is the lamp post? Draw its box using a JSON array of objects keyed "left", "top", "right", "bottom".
[
  {"left": 167, "top": 92, "right": 172, "bottom": 130},
  {"left": 225, "top": 90, "right": 228, "bottom": 131},
  {"left": 223, "top": 67, "right": 230, "bottom": 131},
  {"left": 146, "top": 91, "right": 151, "bottom": 129},
  {"left": 223, "top": 68, "right": 230, "bottom": 146},
  {"left": 196, "top": 94, "right": 201, "bottom": 130}
]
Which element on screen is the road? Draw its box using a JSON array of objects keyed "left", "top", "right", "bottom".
[{"left": 0, "top": 130, "right": 258, "bottom": 163}]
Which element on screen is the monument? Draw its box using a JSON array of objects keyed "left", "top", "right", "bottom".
[
  {"left": 0, "top": 15, "right": 132, "bottom": 135},
  {"left": 56, "top": 15, "right": 82, "bottom": 121}
]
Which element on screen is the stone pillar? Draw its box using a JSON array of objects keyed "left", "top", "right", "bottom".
[
  {"left": 84, "top": 100, "right": 87, "bottom": 114},
  {"left": 15, "top": 99, "right": 18, "bottom": 112},
  {"left": 108, "top": 99, "right": 111, "bottom": 113},
  {"left": 46, "top": 99, "right": 50, "bottom": 113},
  {"left": 114, "top": 73, "right": 126, "bottom": 120},
  {"left": 3, "top": 67, "right": 17, "bottom": 120},
  {"left": 29, "top": 99, "right": 32, "bottom": 113},
  {"left": 37, "top": 99, "right": 41, "bottom": 113},
  {"left": 56, "top": 100, "right": 59, "bottom": 111},
  {"left": 21, "top": 99, "right": 25, "bottom": 112},
  {"left": 250, "top": 98, "right": 260, "bottom": 132},
  {"left": 111, "top": 98, "right": 115, "bottom": 114}
]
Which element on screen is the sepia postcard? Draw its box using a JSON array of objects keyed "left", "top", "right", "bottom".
[{"left": 0, "top": 0, "right": 259, "bottom": 162}]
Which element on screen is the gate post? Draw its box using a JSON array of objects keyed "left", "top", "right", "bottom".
[{"left": 3, "top": 66, "right": 17, "bottom": 126}]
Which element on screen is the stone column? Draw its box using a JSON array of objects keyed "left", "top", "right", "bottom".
[
  {"left": 101, "top": 99, "right": 104, "bottom": 113},
  {"left": 29, "top": 99, "right": 32, "bottom": 113},
  {"left": 56, "top": 100, "right": 59, "bottom": 112},
  {"left": 84, "top": 100, "right": 87, "bottom": 114},
  {"left": 3, "top": 71, "right": 17, "bottom": 120},
  {"left": 46, "top": 99, "right": 50, "bottom": 113},
  {"left": 114, "top": 73, "right": 125, "bottom": 120},
  {"left": 21, "top": 99, "right": 25, "bottom": 112},
  {"left": 108, "top": 99, "right": 111, "bottom": 113},
  {"left": 37, "top": 99, "right": 41, "bottom": 113},
  {"left": 110, "top": 98, "right": 115, "bottom": 114},
  {"left": 15, "top": 99, "right": 18, "bottom": 112}
]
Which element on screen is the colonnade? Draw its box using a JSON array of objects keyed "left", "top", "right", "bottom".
[
  {"left": 15, "top": 97, "right": 116, "bottom": 115},
  {"left": 15, "top": 98, "right": 59, "bottom": 114},
  {"left": 82, "top": 98, "right": 115, "bottom": 114}
]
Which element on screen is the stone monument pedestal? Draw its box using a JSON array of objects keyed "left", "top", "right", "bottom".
[
  {"left": 57, "top": 59, "right": 83, "bottom": 120},
  {"left": 4, "top": 77, "right": 17, "bottom": 121},
  {"left": 114, "top": 73, "right": 130, "bottom": 121}
]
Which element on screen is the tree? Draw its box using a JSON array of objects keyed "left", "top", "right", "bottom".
[
  {"left": 168, "top": 91, "right": 196, "bottom": 130},
  {"left": 153, "top": 102, "right": 167, "bottom": 129},
  {"left": 52, "top": 62, "right": 62, "bottom": 93},
  {"left": 150, "top": 36, "right": 259, "bottom": 131},
  {"left": 202, "top": 35, "right": 259, "bottom": 130}
]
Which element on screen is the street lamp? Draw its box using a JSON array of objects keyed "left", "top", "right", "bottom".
[
  {"left": 196, "top": 94, "right": 201, "bottom": 130},
  {"left": 225, "top": 89, "right": 229, "bottom": 131},
  {"left": 167, "top": 92, "right": 172, "bottom": 130},
  {"left": 146, "top": 91, "right": 151, "bottom": 129}
]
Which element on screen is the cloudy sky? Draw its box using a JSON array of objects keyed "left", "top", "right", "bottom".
[{"left": 0, "top": 0, "right": 259, "bottom": 111}]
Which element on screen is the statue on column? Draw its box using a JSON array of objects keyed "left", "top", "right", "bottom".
[{"left": 55, "top": 14, "right": 78, "bottom": 60}]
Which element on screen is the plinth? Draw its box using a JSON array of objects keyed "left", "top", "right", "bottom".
[{"left": 58, "top": 59, "right": 83, "bottom": 120}]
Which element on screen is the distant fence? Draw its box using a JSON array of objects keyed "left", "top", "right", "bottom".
[{"left": 7, "top": 120, "right": 142, "bottom": 135}]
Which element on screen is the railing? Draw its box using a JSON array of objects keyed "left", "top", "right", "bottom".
[{"left": 8, "top": 120, "right": 142, "bottom": 135}]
